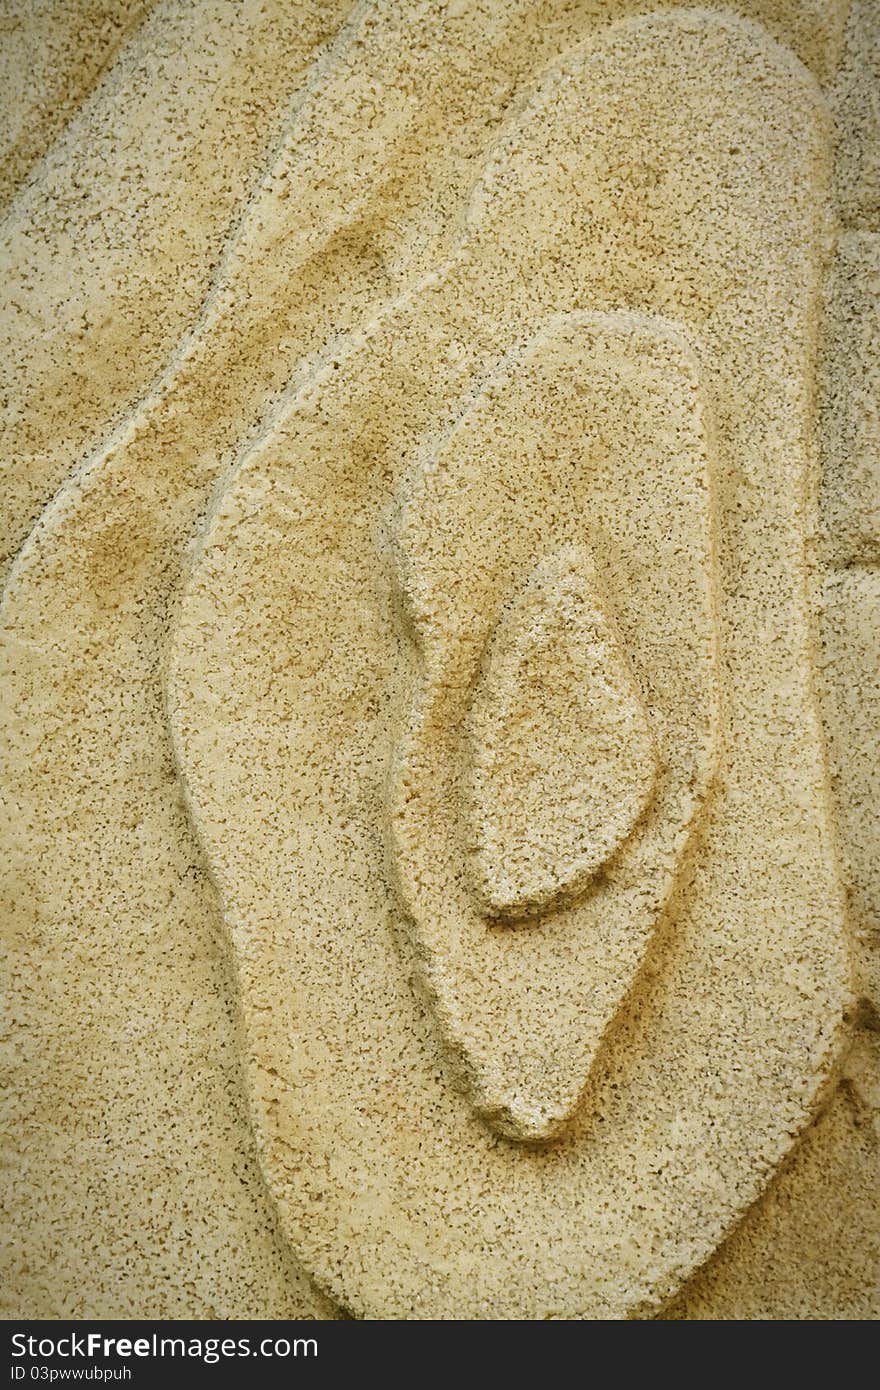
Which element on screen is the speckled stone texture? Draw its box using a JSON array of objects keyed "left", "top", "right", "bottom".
[{"left": 1, "top": 0, "right": 877, "bottom": 1319}]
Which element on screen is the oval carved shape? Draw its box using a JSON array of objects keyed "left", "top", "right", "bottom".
[
  {"left": 387, "top": 306, "right": 722, "bottom": 1144},
  {"left": 167, "top": 9, "right": 851, "bottom": 1320},
  {"left": 467, "top": 545, "right": 659, "bottom": 919}
]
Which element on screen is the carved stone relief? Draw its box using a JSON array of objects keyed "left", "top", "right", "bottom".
[{"left": 1, "top": 0, "right": 877, "bottom": 1318}]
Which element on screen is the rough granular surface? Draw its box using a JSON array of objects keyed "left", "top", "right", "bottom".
[{"left": 1, "top": 0, "right": 877, "bottom": 1319}]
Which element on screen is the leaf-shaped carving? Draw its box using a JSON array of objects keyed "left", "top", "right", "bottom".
[
  {"left": 165, "top": 5, "right": 852, "bottom": 1320},
  {"left": 388, "top": 309, "right": 721, "bottom": 1142},
  {"left": 467, "top": 545, "right": 659, "bottom": 919}
]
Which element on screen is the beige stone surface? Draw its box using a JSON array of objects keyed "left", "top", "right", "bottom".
[
  {"left": 820, "top": 232, "right": 880, "bottom": 562},
  {"left": 1, "top": 0, "right": 877, "bottom": 1319},
  {"left": 821, "top": 569, "right": 880, "bottom": 1015},
  {"left": 832, "top": 0, "right": 880, "bottom": 228},
  {"left": 465, "top": 538, "right": 664, "bottom": 924},
  {"left": 0, "top": 0, "right": 351, "bottom": 575},
  {"left": 0, "top": 1, "right": 153, "bottom": 214},
  {"left": 664, "top": 1030, "right": 880, "bottom": 1320},
  {"left": 169, "top": 10, "right": 851, "bottom": 1317},
  {"left": 383, "top": 312, "right": 721, "bottom": 1144}
]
